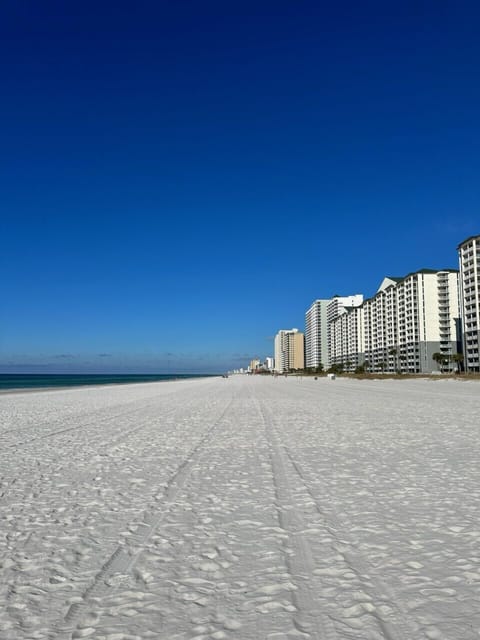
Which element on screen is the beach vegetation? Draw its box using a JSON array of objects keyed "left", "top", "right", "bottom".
[
  {"left": 327, "top": 363, "right": 344, "bottom": 375},
  {"left": 306, "top": 365, "right": 324, "bottom": 374},
  {"left": 388, "top": 347, "right": 398, "bottom": 372},
  {"left": 451, "top": 352, "right": 464, "bottom": 373},
  {"left": 432, "top": 352, "right": 449, "bottom": 373}
]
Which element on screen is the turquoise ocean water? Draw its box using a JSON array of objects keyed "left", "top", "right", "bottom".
[{"left": 0, "top": 374, "right": 215, "bottom": 390}]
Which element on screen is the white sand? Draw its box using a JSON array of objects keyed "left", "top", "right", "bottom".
[{"left": 1, "top": 375, "right": 479, "bottom": 640}]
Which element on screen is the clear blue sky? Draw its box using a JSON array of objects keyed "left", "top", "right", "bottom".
[{"left": 1, "top": 1, "right": 479, "bottom": 373}]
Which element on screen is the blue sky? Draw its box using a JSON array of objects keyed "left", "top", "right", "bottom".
[{"left": 1, "top": 1, "right": 479, "bottom": 373}]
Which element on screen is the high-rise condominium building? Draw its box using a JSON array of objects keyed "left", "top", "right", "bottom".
[
  {"left": 264, "top": 357, "right": 275, "bottom": 370},
  {"left": 362, "top": 269, "right": 460, "bottom": 373},
  {"left": 274, "top": 329, "right": 305, "bottom": 373},
  {"left": 327, "top": 295, "right": 364, "bottom": 368},
  {"left": 248, "top": 358, "right": 261, "bottom": 373},
  {"left": 458, "top": 235, "right": 480, "bottom": 372},
  {"left": 328, "top": 304, "right": 364, "bottom": 371},
  {"left": 305, "top": 299, "right": 329, "bottom": 369}
]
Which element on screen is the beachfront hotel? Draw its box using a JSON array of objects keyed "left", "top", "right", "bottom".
[
  {"left": 274, "top": 237, "right": 476, "bottom": 376},
  {"left": 365, "top": 269, "right": 460, "bottom": 373},
  {"left": 305, "top": 299, "right": 330, "bottom": 369},
  {"left": 327, "top": 295, "right": 364, "bottom": 370},
  {"left": 274, "top": 328, "right": 305, "bottom": 373},
  {"left": 304, "top": 295, "right": 363, "bottom": 371},
  {"left": 264, "top": 356, "right": 275, "bottom": 370},
  {"left": 327, "top": 269, "right": 461, "bottom": 373},
  {"left": 458, "top": 235, "right": 480, "bottom": 372},
  {"left": 248, "top": 358, "right": 261, "bottom": 373},
  {"left": 328, "top": 302, "right": 364, "bottom": 371}
]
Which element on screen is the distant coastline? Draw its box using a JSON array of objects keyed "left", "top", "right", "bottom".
[{"left": 0, "top": 373, "right": 217, "bottom": 391}]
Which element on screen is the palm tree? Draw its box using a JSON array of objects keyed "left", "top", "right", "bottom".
[
  {"left": 388, "top": 347, "right": 398, "bottom": 373},
  {"left": 451, "top": 353, "right": 464, "bottom": 374},
  {"left": 398, "top": 354, "right": 407, "bottom": 373},
  {"left": 432, "top": 352, "right": 447, "bottom": 373}
]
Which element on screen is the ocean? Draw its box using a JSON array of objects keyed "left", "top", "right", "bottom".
[{"left": 0, "top": 373, "right": 215, "bottom": 391}]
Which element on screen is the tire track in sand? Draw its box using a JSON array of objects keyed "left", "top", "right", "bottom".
[
  {"left": 258, "top": 393, "right": 420, "bottom": 640},
  {"left": 3, "top": 398, "right": 169, "bottom": 449},
  {"left": 0, "top": 393, "right": 203, "bottom": 513},
  {"left": 254, "top": 393, "right": 337, "bottom": 640},
  {"left": 51, "top": 393, "right": 236, "bottom": 640},
  {"left": 0, "top": 394, "right": 209, "bottom": 582}
]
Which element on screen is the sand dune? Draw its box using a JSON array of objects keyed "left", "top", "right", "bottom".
[{"left": 1, "top": 375, "right": 479, "bottom": 639}]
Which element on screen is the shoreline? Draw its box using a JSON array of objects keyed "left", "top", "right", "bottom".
[{"left": 0, "top": 374, "right": 219, "bottom": 396}]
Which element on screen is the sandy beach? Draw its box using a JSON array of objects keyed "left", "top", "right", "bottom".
[{"left": 1, "top": 375, "right": 479, "bottom": 640}]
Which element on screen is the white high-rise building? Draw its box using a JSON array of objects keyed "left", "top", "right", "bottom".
[
  {"left": 329, "top": 304, "right": 364, "bottom": 371},
  {"left": 274, "top": 329, "right": 305, "bottom": 373},
  {"left": 264, "top": 357, "right": 275, "bottom": 370},
  {"left": 362, "top": 269, "right": 460, "bottom": 373},
  {"left": 327, "top": 295, "right": 364, "bottom": 368},
  {"left": 328, "top": 270, "right": 460, "bottom": 373},
  {"left": 458, "top": 235, "right": 480, "bottom": 372},
  {"left": 305, "top": 300, "right": 329, "bottom": 369}
]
